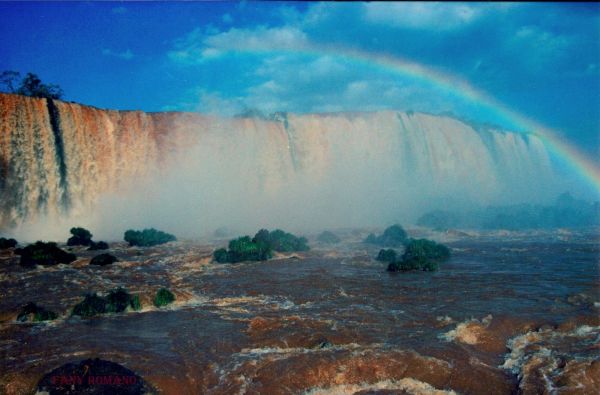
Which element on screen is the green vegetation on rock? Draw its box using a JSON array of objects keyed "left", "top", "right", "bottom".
[
  {"left": 364, "top": 224, "right": 408, "bottom": 246},
  {"left": 15, "top": 241, "right": 76, "bottom": 266},
  {"left": 376, "top": 249, "right": 398, "bottom": 263},
  {"left": 317, "top": 231, "right": 341, "bottom": 244},
  {"left": 89, "top": 253, "right": 118, "bottom": 266},
  {"left": 213, "top": 229, "right": 309, "bottom": 263},
  {"left": 106, "top": 288, "right": 133, "bottom": 313},
  {"left": 72, "top": 288, "right": 140, "bottom": 317},
  {"left": 124, "top": 228, "right": 176, "bottom": 247},
  {"left": 0, "top": 237, "right": 17, "bottom": 249},
  {"left": 254, "top": 229, "right": 309, "bottom": 252},
  {"left": 88, "top": 241, "right": 109, "bottom": 250},
  {"left": 386, "top": 238, "right": 451, "bottom": 272},
  {"left": 154, "top": 288, "right": 175, "bottom": 307},
  {"left": 17, "top": 302, "right": 58, "bottom": 322},
  {"left": 67, "top": 227, "right": 93, "bottom": 246},
  {"left": 72, "top": 294, "right": 107, "bottom": 318},
  {"left": 130, "top": 295, "right": 142, "bottom": 311},
  {"left": 0, "top": 71, "right": 64, "bottom": 99}
]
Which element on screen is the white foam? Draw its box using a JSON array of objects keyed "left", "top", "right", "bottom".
[{"left": 303, "top": 378, "right": 458, "bottom": 395}]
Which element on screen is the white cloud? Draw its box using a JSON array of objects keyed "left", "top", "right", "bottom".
[
  {"left": 510, "top": 25, "right": 572, "bottom": 69},
  {"left": 102, "top": 48, "right": 134, "bottom": 60},
  {"left": 363, "top": 2, "right": 483, "bottom": 30},
  {"left": 205, "top": 26, "right": 308, "bottom": 51},
  {"left": 169, "top": 26, "right": 309, "bottom": 64}
]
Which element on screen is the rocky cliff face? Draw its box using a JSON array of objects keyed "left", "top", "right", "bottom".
[{"left": 0, "top": 93, "right": 554, "bottom": 233}]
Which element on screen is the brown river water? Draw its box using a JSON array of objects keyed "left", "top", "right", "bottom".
[{"left": 0, "top": 228, "right": 598, "bottom": 394}]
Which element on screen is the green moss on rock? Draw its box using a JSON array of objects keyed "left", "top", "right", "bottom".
[{"left": 154, "top": 288, "right": 175, "bottom": 307}]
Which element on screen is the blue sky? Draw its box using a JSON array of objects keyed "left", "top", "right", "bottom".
[{"left": 0, "top": 2, "right": 598, "bottom": 152}]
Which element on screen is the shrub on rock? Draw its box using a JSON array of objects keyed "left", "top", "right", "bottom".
[
  {"left": 72, "top": 288, "right": 139, "bottom": 317},
  {"left": 364, "top": 224, "right": 408, "bottom": 246},
  {"left": 0, "top": 237, "right": 17, "bottom": 249},
  {"left": 402, "top": 238, "right": 450, "bottom": 262},
  {"left": 88, "top": 241, "right": 109, "bottom": 250},
  {"left": 317, "top": 231, "right": 341, "bottom": 244},
  {"left": 124, "top": 228, "right": 176, "bottom": 247},
  {"left": 376, "top": 249, "right": 397, "bottom": 263},
  {"left": 16, "top": 241, "right": 76, "bottom": 266},
  {"left": 67, "top": 227, "right": 93, "bottom": 246},
  {"left": 386, "top": 238, "right": 451, "bottom": 272},
  {"left": 255, "top": 229, "right": 309, "bottom": 252},
  {"left": 16, "top": 302, "right": 58, "bottom": 322},
  {"left": 213, "top": 248, "right": 230, "bottom": 263},
  {"left": 154, "top": 288, "right": 175, "bottom": 307},
  {"left": 214, "top": 228, "right": 309, "bottom": 263},
  {"left": 89, "top": 253, "right": 118, "bottom": 266},
  {"left": 130, "top": 294, "right": 142, "bottom": 311},
  {"left": 106, "top": 288, "right": 137, "bottom": 313},
  {"left": 72, "top": 293, "right": 107, "bottom": 317}
]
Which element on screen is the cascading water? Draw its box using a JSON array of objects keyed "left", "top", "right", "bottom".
[{"left": 0, "top": 93, "right": 556, "bottom": 237}]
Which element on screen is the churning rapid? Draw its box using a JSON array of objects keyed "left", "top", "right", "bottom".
[{"left": 0, "top": 93, "right": 555, "bottom": 237}]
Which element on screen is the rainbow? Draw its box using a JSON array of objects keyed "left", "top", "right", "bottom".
[{"left": 224, "top": 44, "right": 600, "bottom": 195}]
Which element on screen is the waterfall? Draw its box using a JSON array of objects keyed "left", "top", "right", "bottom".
[{"left": 0, "top": 93, "right": 556, "bottom": 236}]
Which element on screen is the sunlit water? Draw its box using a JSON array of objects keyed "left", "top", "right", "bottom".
[{"left": 0, "top": 228, "right": 598, "bottom": 394}]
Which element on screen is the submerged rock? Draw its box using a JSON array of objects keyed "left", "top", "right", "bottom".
[
  {"left": 315, "top": 338, "right": 334, "bottom": 349},
  {"left": 36, "top": 358, "right": 154, "bottom": 394}
]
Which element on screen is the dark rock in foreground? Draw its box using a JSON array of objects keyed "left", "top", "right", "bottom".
[{"left": 36, "top": 358, "right": 154, "bottom": 394}]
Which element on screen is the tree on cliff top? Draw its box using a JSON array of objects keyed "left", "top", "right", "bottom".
[{"left": 0, "top": 71, "right": 64, "bottom": 100}]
